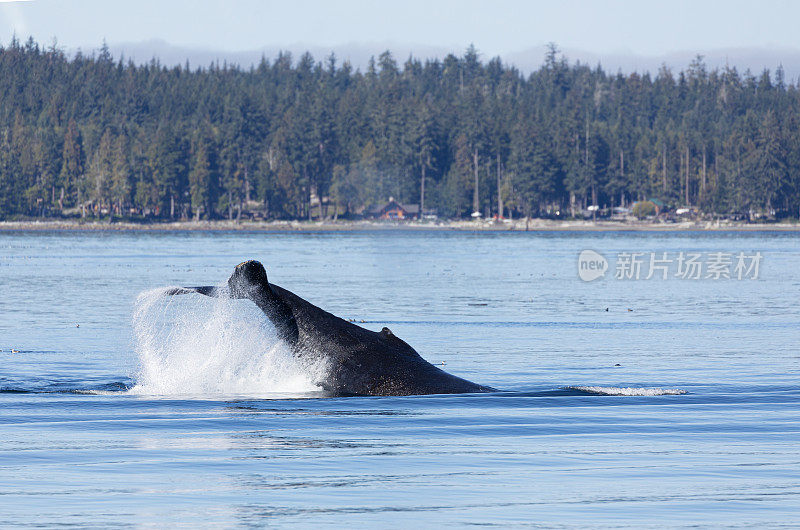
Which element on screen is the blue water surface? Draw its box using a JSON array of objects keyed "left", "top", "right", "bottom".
[{"left": 1, "top": 229, "right": 798, "bottom": 527}]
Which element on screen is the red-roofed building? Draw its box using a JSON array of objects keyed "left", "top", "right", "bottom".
[{"left": 367, "top": 198, "right": 420, "bottom": 220}]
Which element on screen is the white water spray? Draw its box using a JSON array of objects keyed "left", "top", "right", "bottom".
[
  {"left": 129, "top": 287, "right": 327, "bottom": 397},
  {"left": 568, "top": 386, "right": 687, "bottom": 396}
]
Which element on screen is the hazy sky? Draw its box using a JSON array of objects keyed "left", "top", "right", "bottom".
[{"left": 0, "top": 0, "right": 798, "bottom": 56}]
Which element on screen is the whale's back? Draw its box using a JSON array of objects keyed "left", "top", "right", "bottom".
[{"left": 269, "top": 284, "right": 491, "bottom": 396}]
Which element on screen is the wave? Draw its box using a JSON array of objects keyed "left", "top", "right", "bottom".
[
  {"left": 0, "top": 381, "right": 131, "bottom": 394},
  {"left": 128, "top": 286, "right": 327, "bottom": 397},
  {"left": 566, "top": 386, "right": 687, "bottom": 396}
]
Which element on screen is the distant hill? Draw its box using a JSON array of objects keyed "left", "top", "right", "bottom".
[
  {"left": 506, "top": 46, "right": 800, "bottom": 80},
  {"left": 73, "top": 39, "right": 800, "bottom": 80}
]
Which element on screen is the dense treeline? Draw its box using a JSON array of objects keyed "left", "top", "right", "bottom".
[{"left": 1, "top": 37, "right": 799, "bottom": 221}]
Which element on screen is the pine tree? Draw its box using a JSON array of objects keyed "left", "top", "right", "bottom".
[
  {"left": 189, "top": 138, "right": 212, "bottom": 220},
  {"left": 747, "top": 110, "right": 786, "bottom": 212},
  {"left": 1, "top": 37, "right": 800, "bottom": 220},
  {"left": 110, "top": 134, "right": 132, "bottom": 215},
  {"left": 87, "top": 129, "right": 114, "bottom": 213},
  {"left": 59, "top": 119, "right": 84, "bottom": 212}
]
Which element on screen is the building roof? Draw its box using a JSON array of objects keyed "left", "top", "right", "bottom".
[{"left": 369, "top": 198, "right": 419, "bottom": 215}]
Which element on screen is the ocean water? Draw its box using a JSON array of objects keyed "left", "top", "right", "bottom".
[{"left": 1, "top": 229, "right": 798, "bottom": 527}]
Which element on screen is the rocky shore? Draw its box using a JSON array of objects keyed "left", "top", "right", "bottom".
[{"left": 2, "top": 218, "right": 799, "bottom": 232}]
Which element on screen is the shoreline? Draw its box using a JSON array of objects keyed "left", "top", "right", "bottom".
[{"left": 2, "top": 218, "right": 800, "bottom": 232}]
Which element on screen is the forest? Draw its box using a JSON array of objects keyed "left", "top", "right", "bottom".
[{"left": 0, "top": 37, "right": 798, "bottom": 221}]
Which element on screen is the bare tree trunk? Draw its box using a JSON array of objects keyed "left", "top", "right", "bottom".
[
  {"left": 701, "top": 148, "right": 707, "bottom": 202},
  {"left": 472, "top": 148, "right": 479, "bottom": 215},
  {"left": 585, "top": 126, "right": 589, "bottom": 168},
  {"left": 305, "top": 168, "right": 313, "bottom": 221},
  {"left": 680, "top": 149, "right": 684, "bottom": 202},
  {"left": 496, "top": 152, "right": 502, "bottom": 219},
  {"left": 170, "top": 194, "right": 175, "bottom": 219},
  {"left": 619, "top": 149, "right": 625, "bottom": 207},
  {"left": 685, "top": 145, "right": 690, "bottom": 206},
  {"left": 586, "top": 124, "right": 596, "bottom": 218},
  {"left": 736, "top": 148, "right": 741, "bottom": 213},
  {"left": 244, "top": 166, "right": 250, "bottom": 203},
  {"left": 714, "top": 148, "right": 718, "bottom": 196},
  {"left": 420, "top": 161, "right": 426, "bottom": 218}
]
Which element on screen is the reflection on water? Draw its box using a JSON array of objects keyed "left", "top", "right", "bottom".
[{"left": 1, "top": 230, "right": 799, "bottom": 526}]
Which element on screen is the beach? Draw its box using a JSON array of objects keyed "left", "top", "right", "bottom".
[{"left": 2, "top": 217, "right": 800, "bottom": 232}]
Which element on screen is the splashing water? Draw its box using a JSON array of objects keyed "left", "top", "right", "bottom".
[
  {"left": 568, "top": 386, "right": 687, "bottom": 396},
  {"left": 130, "top": 287, "right": 327, "bottom": 397}
]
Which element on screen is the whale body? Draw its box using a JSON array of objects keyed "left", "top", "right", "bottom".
[{"left": 165, "top": 260, "right": 494, "bottom": 396}]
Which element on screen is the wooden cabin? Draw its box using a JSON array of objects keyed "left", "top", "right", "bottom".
[{"left": 368, "top": 198, "right": 420, "bottom": 220}]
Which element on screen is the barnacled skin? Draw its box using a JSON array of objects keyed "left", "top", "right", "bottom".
[{"left": 180, "top": 260, "right": 494, "bottom": 396}]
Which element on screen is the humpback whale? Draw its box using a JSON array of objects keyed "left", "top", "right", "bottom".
[{"left": 165, "top": 260, "right": 494, "bottom": 396}]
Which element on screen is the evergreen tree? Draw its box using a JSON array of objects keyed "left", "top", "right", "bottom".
[
  {"left": 87, "top": 129, "right": 114, "bottom": 213},
  {"left": 0, "top": 37, "right": 799, "bottom": 220},
  {"left": 188, "top": 138, "right": 212, "bottom": 220},
  {"left": 59, "top": 119, "right": 84, "bottom": 211},
  {"left": 110, "top": 134, "right": 132, "bottom": 215}
]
